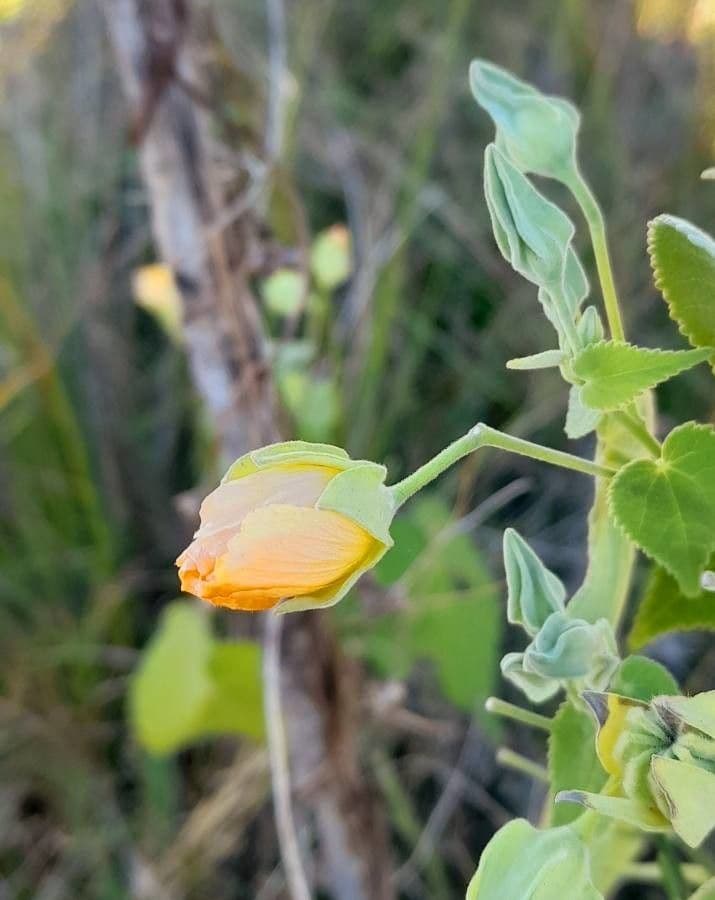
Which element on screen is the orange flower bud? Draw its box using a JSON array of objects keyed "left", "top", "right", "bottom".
[{"left": 177, "top": 442, "right": 394, "bottom": 612}]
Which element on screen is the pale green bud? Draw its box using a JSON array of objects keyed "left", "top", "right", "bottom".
[
  {"left": 484, "top": 144, "right": 575, "bottom": 290},
  {"left": 501, "top": 651, "right": 560, "bottom": 704},
  {"left": 470, "top": 60, "right": 580, "bottom": 183},
  {"left": 503, "top": 528, "right": 565, "bottom": 635},
  {"left": 524, "top": 613, "right": 618, "bottom": 690}
]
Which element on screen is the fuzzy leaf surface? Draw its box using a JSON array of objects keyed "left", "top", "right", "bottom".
[
  {"left": 609, "top": 423, "right": 715, "bottom": 596},
  {"left": 648, "top": 214, "right": 715, "bottom": 351},
  {"left": 572, "top": 341, "right": 711, "bottom": 411}
]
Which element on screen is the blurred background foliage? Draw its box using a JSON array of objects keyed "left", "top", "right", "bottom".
[{"left": 0, "top": 0, "right": 714, "bottom": 897}]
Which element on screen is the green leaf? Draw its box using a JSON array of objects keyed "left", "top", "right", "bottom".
[
  {"left": 565, "top": 385, "right": 601, "bottom": 439},
  {"left": 548, "top": 701, "right": 606, "bottom": 825},
  {"left": 572, "top": 341, "right": 712, "bottom": 411},
  {"left": 130, "top": 604, "right": 214, "bottom": 755},
  {"left": 373, "top": 517, "right": 427, "bottom": 586},
  {"left": 628, "top": 560, "right": 715, "bottom": 649},
  {"left": 609, "top": 423, "right": 715, "bottom": 596},
  {"left": 129, "top": 603, "right": 265, "bottom": 754},
  {"left": 278, "top": 372, "right": 341, "bottom": 443},
  {"left": 466, "top": 820, "right": 602, "bottom": 900},
  {"left": 577, "top": 306, "right": 604, "bottom": 347},
  {"left": 610, "top": 655, "right": 678, "bottom": 701},
  {"left": 200, "top": 643, "right": 265, "bottom": 742},
  {"left": 506, "top": 349, "right": 564, "bottom": 370},
  {"left": 648, "top": 214, "right": 715, "bottom": 352},
  {"left": 353, "top": 496, "right": 501, "bottom": 731}
]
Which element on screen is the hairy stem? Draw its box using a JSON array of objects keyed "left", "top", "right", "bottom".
[
  {"left": 567, "top": 169, "right": 625, "bottom": 342},
  {"left": 485, "top": 697, "right": 553, "bottom": 732},
  {"left": 389, "top": 423, "right": 615, "bottom": 507}
]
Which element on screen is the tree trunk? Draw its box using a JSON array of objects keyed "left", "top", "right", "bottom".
[{"left": 101, "top": 1, "right": 393, "bottom": 897}]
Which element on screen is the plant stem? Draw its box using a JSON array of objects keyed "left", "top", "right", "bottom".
[
  {"left": 623, "top": 863, "right": 710, "bottom": 887},
  {"left": 263, "top": 614, "right": 311, "bottom": 900},
  {"left": 485, "top": 697, "right": 553, "bottom": 732},
  {"left": 612, "top": 408, "right": 661, "bottom": 457},
  {"left": 496, "top": 748, "right": 548, "bottom": 783},
  {"left": 657, "top": 836, "right": 687, "bottom": 900},
  {"left": 567, "top": 169, "right": 625, "bottom": 342},
  {"left": 389, "top": 423, "right": 616, "bottom": 507}
]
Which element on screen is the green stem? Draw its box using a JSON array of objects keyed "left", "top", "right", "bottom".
[
  {"left": 496, "top": 748, "right": 548, "bottom": 783},
  {"left": 567, "top": 169, "right": 625, "bottom": 342},
  {"left": 485, "top": 697, "right": 553, "bottom": 732},
  {"left": 612, "top": 408, "right": 660, "bottom": 457},
  {"left": 657, "top": 836, "right": 687, "bottom": 900},
  {"left": 389, "top": 423, "right": 615, "bottom": 508},
  {"left": 623, "top": 863, "right": 710, "bottom": 887}
]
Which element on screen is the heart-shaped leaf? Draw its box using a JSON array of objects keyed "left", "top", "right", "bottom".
[
  {"left": 648, "top": 215, "right": 715, "bottom": 351},
  {"left": 572, "top": 341, "right": 712, "bottom": 411},
  {"left": 609, "top": 423, "right": 715, "bottom": 596}
]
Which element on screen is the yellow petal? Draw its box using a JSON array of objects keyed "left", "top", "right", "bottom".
[{"left": 204, "top": 504, "right": 376, "bottom": 610}]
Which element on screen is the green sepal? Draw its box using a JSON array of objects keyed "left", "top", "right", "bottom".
[
  {"left": 524, "top": 613, "right": 618, "bottom": 690},
  {"left": 555, "top": 791, "right": 668, "bottom": 832},
  {"left": 652, "top": 692, "right": 715, "bottom": 741},
  {"left": 484, "top": 144, "right": 574, "bottom": 290},
  {"left": 316, "top": 461, "right": 395, "bottom": 545},
  {"left": 565, "top": 386, "right": 601, "bottom": 439},
  {"left": 500, "top": 651, "right": 560, "bottom": 704},
  {"left": 506, "top": 349, "right": 564, "bottom": 370},
  {"left": 465, "top": 819, "right": 602, "bottom": 900},
  {"left": 469, "top": 60, "right": 580, "bottom": 183},
  {"left": 503, "top": 528, "right": 566, "bottom": 635},
  {"left": 649, "top": 756, "right": 715, "bottom": 848},
  {"left": 577, "top": 306, "right": 604, "bottom": 346},
  {"left": 222, "top": 440, "right": 352, "bottom": 482}
]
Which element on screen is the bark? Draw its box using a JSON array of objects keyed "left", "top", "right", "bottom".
[{"left": 101, "top": 1, "right": 393, "bottom": 896}]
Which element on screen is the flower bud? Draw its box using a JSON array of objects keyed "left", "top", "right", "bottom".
[
  {"left": 470, "top": 60, "right": 580, "bottom": 182},
  {"left": 484, "top": 144, "right": 575, "bottom": 290},
  {"left": 503, "top": 529, "right": 565, "bottom": 635},
  {"left": 466, "top": 819, "right": 602, "bottom": 900},
  {"left": 177, "top": 441, "right": 394, "bottom": 613},
  {"left": 558, "top": 690, "right": 715, "bottom": 847},
  {"left": 501, "top": 612, "right": 618, "bottom": 704}
]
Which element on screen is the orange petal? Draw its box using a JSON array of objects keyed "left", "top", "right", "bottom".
[{"left": 201, "top": 504, "right": 376, "bottom": 611}]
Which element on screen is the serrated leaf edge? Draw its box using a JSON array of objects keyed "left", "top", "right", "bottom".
[
  {"left": 647, "top": 215, "right": 715, "bottom": 352},
  {"left": 607, "top": 422, "right": 715, "bottom": 594},
  {"left": 573, "top": 340, "right": 712, "bottom": 413}
]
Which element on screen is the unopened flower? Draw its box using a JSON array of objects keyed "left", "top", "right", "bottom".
[
  {"left": 558, "top": 690, "right": 715, "bottom": 847},
  {"left": 177, "top": 441, "right": 394, "bottom": 613}
]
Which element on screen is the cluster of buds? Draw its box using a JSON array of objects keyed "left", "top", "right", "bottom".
[
  {"left": 559, "top": 690, "right": 715, "bottom": 848},
  {"left": 500, "top": 529, "right": 619, "bottom": 702}
]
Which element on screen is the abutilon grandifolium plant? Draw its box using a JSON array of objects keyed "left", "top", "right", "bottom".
[{"left": 176, "top": 60, "right": 715, "bottom": 898}]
